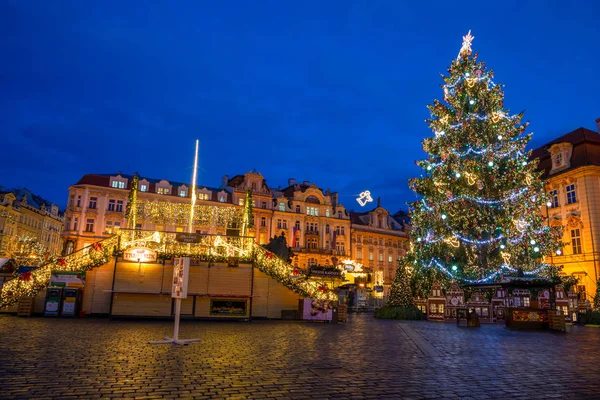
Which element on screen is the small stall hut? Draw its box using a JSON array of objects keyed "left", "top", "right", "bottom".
[
  {"left": 467, "top": 290, "right": 494, "bottom": 323},
  {"left": 427, "top": 281, "right": 445, "bottom": 322},
  {"left": 508, "top": 288, "right": 531, "bottom": 309},
  {"left": 554, "top": 285, "right": 569, "bottom": 318},
  {"left": 567, "top": 289, "right": 579, "bottom": 322},
  {"left": 444, "top": 282, "right": 465, "bottom": 322},
  {"left": 415, "top": 296, "right": 427, "bottom": 315},
  {"left": 491, "top": 286, "right": 507, "bottom": 322}
]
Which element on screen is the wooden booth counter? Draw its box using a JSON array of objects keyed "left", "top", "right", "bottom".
[{"left": 81, "top": 258, "right": 302, "bottom": 319}]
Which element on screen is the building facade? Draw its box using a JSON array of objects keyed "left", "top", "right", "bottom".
[
  {"left": 533, "top": 119, "right": 600, "bottom": 300},
  {"left": 0, "top": 188, "right": 64, "bottom": 259},
  {"left": 350, "top": 202, "right": 410, "bottom": 289},
  {"left": 62, "top": 171, "right": 409, "bottom": 288}
]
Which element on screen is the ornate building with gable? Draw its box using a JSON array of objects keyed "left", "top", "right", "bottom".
[{"left": 532, "top": 118, "right": 600, "bottom": 300}]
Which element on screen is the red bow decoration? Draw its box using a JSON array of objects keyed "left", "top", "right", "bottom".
[
  {"left": 265, "top": 252, "right": 274, "bottom": 260},
  {"left": 93, "top": 242, "right": 102, "bottom": 251},
  {"left": 292, "top": 268, "right": 301, "bottom": 276},
  {"left": 21, "top": 272, "right": 32, "bottom": 282},
  {"left": 318, "top": 285, "right": 328, "bottom": 293},
  {"left": 58, "top": 258, "right": 67, "bottom": 267}
]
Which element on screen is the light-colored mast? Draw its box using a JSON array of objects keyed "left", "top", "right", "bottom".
[{"left": 188, "top": 140, "right": 199, "bottom": 234}]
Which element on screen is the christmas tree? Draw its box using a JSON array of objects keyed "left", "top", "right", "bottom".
[
  {"left": 387, "top": 258, "right": 414, "bottom": 307},
  {"left": 408, "top": 31, "right": 563, "bottom": 283},
  {"left": 241, "top": 188, "right": 254, "bottom": 237}
]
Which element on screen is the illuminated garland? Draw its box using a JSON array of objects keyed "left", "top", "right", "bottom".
[
  {"left": 139, "top": 200, "right": 242, "bottom": 228},
  {"left": 0, "top": 236, "right": 118, "bottom": 308},
  {"left": 425, "top": 258, "right": 550, "bottom": 284},
  {"left": 252, "top": 242, "right": 338, "bottom": 301},
  {"left": 420, "top": 187, "right": 529, "bottom": 208}
]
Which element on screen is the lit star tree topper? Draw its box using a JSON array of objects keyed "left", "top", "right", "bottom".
[{"left": 407, "top": 31, "right": 563, "bottom": 283}]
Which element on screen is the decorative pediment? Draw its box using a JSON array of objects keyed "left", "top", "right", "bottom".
[
  {"left": 548, "top": 142, "right": 573, "bottom": 175},
  {"left": 566, "top": 214, "right": 583, "bottom": 229}
]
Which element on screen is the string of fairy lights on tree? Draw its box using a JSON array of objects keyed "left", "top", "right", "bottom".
[{"left": 405, "top": 31, "right": 563, "bottom": 283}]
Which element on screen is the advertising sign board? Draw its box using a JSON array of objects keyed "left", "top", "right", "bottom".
[{"left": 172, "top": 257, "right": 190, "bottom": 299}]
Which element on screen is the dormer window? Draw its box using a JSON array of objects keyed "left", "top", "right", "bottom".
[
  {"left": 140, "top": 184, "right": 147, "bottom": 192},
  {"left": 156, "top": 180, "right": 172, "bottom": 195},
  {"left": 110, "top": 176, "right": 128, "bottom": 189},
  {"left": 548, "top": 142, "right": 573, "bottom": 175},
  {"left": 179, "top": 190, "right": 187, "bottom": 197}
]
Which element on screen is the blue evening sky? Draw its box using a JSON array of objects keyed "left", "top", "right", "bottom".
[{"left": 1, "top": 1, "right": 599, "bottom": 211}]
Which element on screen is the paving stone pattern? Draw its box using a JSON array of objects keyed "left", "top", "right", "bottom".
[{"left": 1, "top": 314, "right": 599, "bottom": 399}]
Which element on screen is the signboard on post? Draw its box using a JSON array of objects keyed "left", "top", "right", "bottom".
[
  {"left": 172, "top": 257, "right": 190, "bottom": 299},
  {"left": 150, "top": 256, "right": 199, "bottom": 346},
  {"left": 175, "top": 233, "right": 203, "bottom": 243},
  {"left": 123, "top": 247, "right": 158, "bottom": 263}
]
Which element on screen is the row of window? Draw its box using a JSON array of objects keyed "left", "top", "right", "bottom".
[
  {"left": 356, "top": 248, "right": 397, "bottom": 263},
  {"left": 547, "top": 184, "right": 577, "bottom": 208}
]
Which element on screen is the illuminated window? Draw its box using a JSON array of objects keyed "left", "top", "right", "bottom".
[
  {"left": 219, "top": 196, "right": 225, "bottom": 202},
  {"left": 357, "top": 249, "right": 362, "bottom": 259},
  {"left": 279, "top": 202, "right": 285, "bottom": 211},
  {"left": 105, "top": 221, "right": 113, "bottom": 233},
  {"left": 388, "top": 253, "right": 393, "bottom": 263},
  {"left": 112, "top": 181, "right": 125, "bottom": 188},
  {"left": 308, "top": 258, "right": 317, "bottom": 266},
  {"left": 379, "top": 251, "right": 383, "bottom": 262},
  {"left": 239, "top": 198, "right": 244, "bottom": 206},
  {"left": 157, "top": 187, "right": 170, "bottom": 195},
  {"left": 179, "top": 190, "right": 187, "bottom": 197},
  {"left": 439, "top": 304, "right": 444, "bottom": 314},
  {"left": 326, "top": 209, "right": 330, "bottom": 217},
  {"left": 571, "top": 229, "right": 582, "bottom": 254},
  {"left": 306, "top": 206, "right": 318, "bottom": 216},
  {"left": 369, "top": 250, "right": 374, "bottom": 261},
  {"left": 566, "top": 184, "right": 577, "bottom": 204},
  {"left": 523, "top": 297, "right": 530, "bottom": 307},
  {"left": 140, "top": 184, "right": 147, "bottom": 192},
  {"left": 548, "top": 189, "right": 559, "bottom": 208},
  {"left": 114, "top": 221, "right": 120, "bottom": 231}
]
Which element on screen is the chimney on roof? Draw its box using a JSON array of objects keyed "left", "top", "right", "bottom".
[
  {"left": 288, "top": 178, "right": 296, "bottom": 186},
  {"left": 303, "top": 180, "right": 310, "bottom": 186},
  {"left": 596, "top": 117, "right": 600, "bottom": 133},
  {"left": 221, "top": 175, "right": 229, "bottom": 188},
  {"left": 377, "top": 197, "right": 381, "bottom": 207}
]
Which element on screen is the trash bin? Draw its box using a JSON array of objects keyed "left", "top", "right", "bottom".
[
  {"left": 61, "top": 288, "right": 82, "bottom": 317},
  {"left": 44, "top": 287, "right": 63, "bottom": 316}
]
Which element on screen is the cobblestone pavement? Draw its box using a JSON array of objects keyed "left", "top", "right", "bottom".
[{"left": 1, "top": 314, "right": 599, "bottom": 399}]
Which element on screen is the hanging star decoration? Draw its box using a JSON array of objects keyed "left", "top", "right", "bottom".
[{"left": 457, "top": 30, "right": 474, "bottom": 59}]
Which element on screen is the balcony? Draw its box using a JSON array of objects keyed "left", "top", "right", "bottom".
[
  {"left": 305, "top": 229, "right": 319, "bottom": 236},
  {"left": 294, "top": 247, "right": 333, "bottom": 255}
]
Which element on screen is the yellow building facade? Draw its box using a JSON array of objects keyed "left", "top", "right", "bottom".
[
  {"left": 533, "top": 123, "right": 600, "bottom": 300},
  {"left": 62, "top": 171, "right": 409, "bottom": 289},
  {"left": 349, "top": 203, "right": 410, "bottom": 292},
  {"left": 0, "top": 189, "right": 64, "bottom": 259}
]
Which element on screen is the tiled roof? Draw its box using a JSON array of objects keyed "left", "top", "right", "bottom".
[
  {"left": 73, "top": 174, "right": 229, "bottom": 202},
  {"left": 0, "top": 186, "right": 57, "bottom": 211},
  {"left": 531, "top": 128, "right": 600, "bottom": 178}
]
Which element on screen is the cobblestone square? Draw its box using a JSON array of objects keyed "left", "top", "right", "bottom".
[{"left": 1, "top": 314, "right": 599, "bottom": 399}]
